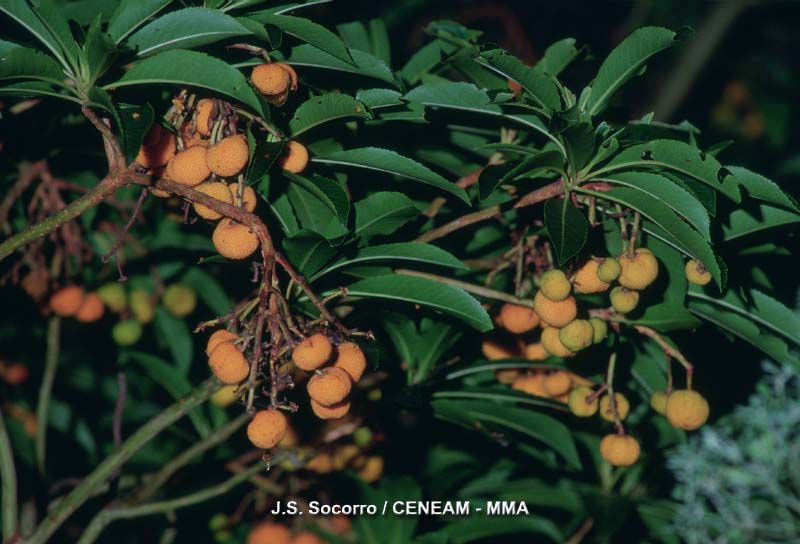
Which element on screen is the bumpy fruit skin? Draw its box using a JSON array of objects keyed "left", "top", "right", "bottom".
[
  {"left": 210, "top": 385, "right": 240, "bottom": 408},
  {"left": 600, "top": 393, "right": 630, "bottom": 422},
  {"left": 523, "top": 342, "right": 548, "bottom": 361},
  {"left": 311, "top": 398, "right": 350, "bottom": 420},
  {"left": 50, "top": 285, "right": 85, "bottom": 316},
  {"left": 129, "top": 290, "right": 154, "bottom": 323},
  {"left": 334, "top": 342, "right": 367, "bottom": 381},
  {"left": 307, "top": 367, "right": 352, "bottom": 406},
  {"left": 540, "top": 327, "right": 575, "bottom": 358},
  {"left": 573, "top": 259, "right": 610, "bottom": 294},
  {"left": 499, "top": 303, "right": 539, "bottom": 333},
  {"left": 112, "top": 320, "right": 142, "bottom": 346},
  {"left": 539, "top": 270, "right": 572, "bottom": 301},
  {"left": 512, "top": 373, "right": 546, "bottom": 396},
  {"left": 97, "top": 283, "right": 126, "bottom": 313},
  {"left": 251, "top": 63, "right": 291, "bottom": 96},
  {"left": 600, "top": 434, "right": 641, "bottom": 466},
  {"left": 208, "top": 342, "right": 249, "bottom": 384},
  {"left": 206, "top": 134, "right": 249, "bottom": 177},
  {"left": 543, "top": 370, "right": 572, "bottom": 396},
  {"left": 206, "top": 329, "right": 238, "bottom": 356},
  {"left": 596, "top": 258, "right": 621, "bottom": 283},
  {"left": 358, "top": 455, "right": 384, "bottom": 483},
  {"left": 588, "top": 317, "right": 608, "bottom": 344},
  {"left": 481, "top": 338, "right": 518, "bottom": 360},
  {"left": 650, "top": 390, "right": 668, "bottom": 415},
  {"left": 277, "top": 141, "right": 309, "bottom": 174},
  {"left": 75, "top": 293, "right": 105, "bottom": 322},
  {"left": 136, "top": 125, "right": 176, "bottom": 169},
  {"left": 558, "top": 319, "right": 594, "bottom": 351},
  {"left": 568, "top": 386, "right": 598, "bottom": 417},
  {"left": 213, "top": 218, "right": 259, "bottom": 259},
  {"left": 618, "top": 248, "right": 659, "bottom": 290},
  {"left": 495, "top": 368, "right": 520, "bottom": 384},
  {"left": 195, "top": 99, "right": 215, "bottom": 137},
  {"left": 247, "top": 409, "right": 288, "bottom": 449},
  {"left": 194, "top": 182, "right": 233, "bottom": 220},
  {"left": 247, "top": 522, "right": 291, "bottom": 544},
  {"left": 685, "top": 259, "right": 712, "bottom": 286},
  {"left": 165, "top": 146, "right": 211, "bottom": 187},
  {"left": 533, "top": 291, "right": 577, "bottom": 327},
  {"left": 292, "top": 332, "right": 333, "bottom": 371},
  {"left": 275, "top": 62, "right": 298, "bottom": 91},
  {"left": 610, "top": 287, "right": 639, "bottom": 314},
  {"left": 163, "top": 284, "right": 197, "bottom": 317},
  {"left": 228, "top": 182, "right": 257, "bottom": 212},
  {"left": 665, "top": 389, "right": 709, "bottom": 430}
]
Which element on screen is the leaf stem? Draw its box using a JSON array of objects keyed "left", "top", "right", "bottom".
[{"left": 35, "top": 316, "right": 61, "bottom": 474}]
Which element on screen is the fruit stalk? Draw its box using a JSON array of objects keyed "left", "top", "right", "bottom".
[{"left": 35, "top": 316, "right": 61, "bottom": 474}]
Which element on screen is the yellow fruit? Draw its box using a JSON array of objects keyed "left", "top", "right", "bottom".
[
  {"left": 481, "top": 338, "right": 518, "bottom": 360},
  {"left": 558, "top": 319, "right": 594, "bottom": 352},
  {"left": 210, "top": 385, "right": 240, "bottom": 408},
  {"left": 292, "top": 332, "right": 333, "bottom": 371},
  {"left": 50, "top": 285, "right": 85, "bottom": 316},
  {"left": 194, "top": 181, "right": 233, "bottom": 220},
  {"left": 543, "top": 370, "right": 572, "bottom": 396},
  {"left": 499, "top": 303, "right": 539, "bottom": 333},
  {"left": 97, "top": 282, "right": 126, "bottom": 313},
  {"left": 523, "top": 342, "right": 548, "bottom": 361},
  {"left": 292, "top": 531, "right": 325, "bottom": 544},
  {"left": 650, "top": 390, "right": 668, "bottom": 415},
  {"left": 136, "top": 124, "right": 176, "bottom": 169},
  {"left": 129, "top": 289, "right": 154, "bottom": 323},
  {"left": 512, "top": 373, "right": 546, "bottom": 396},
  {"left": 358, "top": 455, "right": 384, "bottom": 483},
  {"left": 533, "top": 291, "right": 577, "bottom": 327},
  {"left": 275, "top": 62, "right": 298, "bottom": 91},
  {"left": 573, "top": 259, "right": 610, "bottom": 294},
  {"left": 265, "top": 87, "right": 289, "bottom": 107},
  {"left": 195, "top": 98, "right": 215, "bottom": 137},
  {"left": 251, "top": 63, "right": 291, "bottom": 96},
  {"left": 277, "top": 141, "right": 309, "bottom": 174},
  {"left": 247, "top": 522, "right": 291, "bottom": 544},
  {"left": 306, "top": 452, "right": 334, "bottom": 474},
  {"left": 247, "top": 408, "right": 288, "bottom": 449},
  {"left": 206, "top": 329, "right": 238, "bottom": 355},
  {"left": 311, "top": 398, "right": 350, "bottom": 420},
  {"left": 206, "top": 134, "right": 249, "bottom": 177},
  {"left": 208, "top": 341, "right": 249, "bottom": 384},
  {"left": 665, "top": 389, "right": 709, "bottom": 430},
  {"left": 685, "top": 259, "right": 712, "bottom": 286},
  {"left": 589, "top": 317, "right": 608, "bottom": 344},
  {"left": 618, "top": 248, "right": 659, "bottom": 290},
  {"left": 228, "top": 182, "right": 257, "bottom": 212},
  {"left": 307, "top": 367, "right": 352, "bottom": 406},
  {"left": 112, "top": 320, "right": 142, "bottom": 346},
  {"left": 539, "top": 270, "right": 571, "bottom": 301},
  {"left": 212, "top": 218, "right": 259, "bottom": 259},
  {"left": 596, "top": 257, "right": 621, "bottom": 282},
  {"left": 165, "top": 145, "right": 210, "bottom": 187},
  {"left": 568, "top": 386, "right": 598, "bottom": 417},
  {"left": 162, "top": 284, "right": 197, "bottom": 317},
  {"left": 610, "top": 286, "right": 639, "bottom": 314},
  {"left": 540, "top": 327, "right": 575, "bottom": 358},
  {"left": 75, "top": 293, "right": 105, "bottom": 323},
  {"left": 600, "top": 434, "right": 641, "bottom": 466},
  {"left": 600, "top": 393, "right": 630, "bottom": 422},
  {"left": 495, "top": 368, "right": 521, "bottom": 384},
  {"left": 334, "top": 342, "right": 367, "bottom": 382}
]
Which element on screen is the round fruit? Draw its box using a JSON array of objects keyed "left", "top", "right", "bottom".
[
  {"left": 685, "top": 259, "right": 712, "bottom": 286},
  {"left": 523, "top": 342, "right": 548, "bottom": 361},
  {"left": 307, "top": 367, "right": 352, "bottom": 406},
  {"left": 539, "top": 270, "right": 571, "bottom": 301},
  {"left": 136, "top": 124, "right": 176, "bottom": 169},
  {"left": 275, "top": 62, "right": 298, "bottom": 91},
  {"left": 212, "top": 218, "right": 259, "bottom": 259},
  {"left": 206, "top": 329, "right": 238, "bottom": 356},
  {"left": 206, "top": 134, "right": 249, "bottom": 177},
  {"left": 210, "top": 385, "right": 240, "bottom": 408},
  {"left": 540, "top": 327, "right": 575, "bottom": 358},
  {"left": 251, "top": 63, "right": 291, "bottom": 96},
  {"left": 292, "top": 531, "right": 325, "bottom": 544},
  {"left": 596, "top": 257, "right": 621, "bottom": 282},
  {"left": 600, "top": 434, "right": 641, "bottom": 466},
  {"left": 511, "top": 373, "right": 546, "bottom": 396},
  {"left": 208, "top": 342, "right": 249, "bottom": 384},
  {"left": 292, "top": 332, "right": 333, "bottom": 371},
  {"left": 306, "top": 453, "right": 334, "bottom": 474},
  {"left": 194, "top": 182, "right": 233, "bottom": 220},
  {"left": 481, "top": 339, "right": 517, "bottom": 360},
  {"left": 610, "top": 287, "right": 639, "bottom": 314},
  {"left": 112, "top": 320, "right": 143, "bottom": 346},
  {"left": 247, "top": 408, "right": 288, "bottom": 449},
  {"left": 228, "top": 182, "right": 257, "bottom": 212},
  {"left": 247, "top": 522, "right": 291, "bottom": 544},
  {"left": 618, "top": 248, "right": 659, "bottom": 290},
  {"left": 573, "top": 259, "right": 610, "bottom": 294},
  {"left": 277, "top": 141, "right": 309, "bottom": 174},
  {"left": 50, "top": 285, "right": 85, "bottom": 316},
  {"left": 195, "top": 99, "right": 215, "bottom": 137},
  {"left": 665, "top": 389, "right": 709, "bottom": 430},
  {"left": 599, "top": 393, "right": 630, "bottom": 422},
  {"left": 533, "top": 291, "right": 577, "bottom": 328},
  {"left": 499, "top": 302, "right": 539, "bottom": 333},
  {"left": 97, "top": 282, "right": 126, "bottom": 313},
  {"left": 334, "top": 342, "right": 367, "bottom": 381},
  {"left": 568, "top": 386, "right": 598, "bottom": 417},
  {"left": 558, "top": 319, "right": 594, "bottom": 351},
  {"left": 650, "top": 390, "right": 668, "bottom": 415},
  {"left": 543, "top": 370, "right": 572, "bottom": 396},
  {"left": 353, "top": 427, "right": 373, "bottom": 447},
  {"left": 589, "top": 317, "right": 608, "bottom": 344},
  {"left": 311, "top": 398, "right": 351, "bottom": 420},
  {"left": 165, "top": 146, "right": 211, "bottom": 187},
  {"left": 358, "top": 455, "right": 384, "bottom": 483},
  {"left": 75, "top": 292, "right": 105, "bottom": 323},
  {"left": 495, "top": 368, "right": 520, "bottom": 384},
  {"left": 3, "top": 363, "right": 29, "bottom": 386},
  {"left": 21, "top": 268, "right": 49, "bottom": 300},
  {"left": 129, "top": 289, "right": 154, "bottom": 323},
  {"left": 163, "top": 284, "right": 197, "bottom": 317}
]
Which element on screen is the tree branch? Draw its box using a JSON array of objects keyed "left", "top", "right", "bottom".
[
  {"left": 415, "top": 205, "right": 502, "bottom": 244},
  {"left": 395, "top": 268, "right": 534, "bottom": 307},
  {"left": 81, "top": 106, "right": 125, "bottom": 173},
  {"left": 513, "top": 179, "right": 564, "bottom": 209},
  {"left": 0, "top": 408, "right": 18, "bottom": 542},
  {"left": 35, "top": 316, "right": 61, "bottom": 475}
]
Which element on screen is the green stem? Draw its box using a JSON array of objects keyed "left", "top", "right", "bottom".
[
  {"left": 36, "top": 316, "right": 61, "bottom": 474},
  {"left": 0, "top": 409, "right": 18, "bottom": 541},
  {"left": 77, "top": 461, "right": 268, "bottom": 544},
  {"left": 25, "top": 378, "right": 220, "bottom": 544},
  {"left": 394, "top": 268, "right": 534, "bottom": 307}
]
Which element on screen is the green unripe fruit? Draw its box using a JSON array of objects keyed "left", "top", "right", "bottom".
[
  {"left": 113, "top": 320, "right": 143, "bottom": 346},
  {"left": 353, "top": 427, "right": 373, "bottom": 447},
  {"left": 163, "top": 283, "right": 197, "bottom": 317},
  {"left": 610, "top": 286, "right": 639, "bottom": 314},
  {"left": 568, "top": 386, "right": 598, "bottom": 417},
  {"left": 97, "top": 282, "right": 127, "bottom": 313},
  {"left": 589, "top": 317, "right": 608, "bottom": 344},
  {"left": 597, "top": 258, "right": 621, "bottom": 283},
  {"left": 558, "top": 319, "right": 594, "bottom": 351},
  {"left": 208, "top": 513, "right": 228, "bottom": 531},
  {"left": 650, "top": 390, "right": 668, "bottom": 415},
  {"left": 539, "top": 270, "right": 571, "bottom": 301},
  {"left": 129, "top": 290, "right": 154, "bottom": 323}
]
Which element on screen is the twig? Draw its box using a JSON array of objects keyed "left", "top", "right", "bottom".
[
  {"left": 422, "top": 168, "right": 483, "bottom": 219},
  {"left": 563, "top": 518, "right": 594, "bottom": 544},
  {"left": 36, "top": 316, "right": 61, "bottom": 475},
  {"left": 513, "top": 179, "right": 564, "bottom": 209},
  {"left": 81, "top": 106, "right": 125, "bottom": 173},
  {"left": 606, "top": 352, "right": 624, "bottom": 435},
  {"left": 112, "top": 372, "right": 127, "bottom": 449},
  {"left": 0, "top": 161, "right": 47, "bottom": 235},
  {"left": 395, "top": 268, "right": 534, "bottom": 307},
  {"left": 415, "top": 205, "right": 502, "bottom": 244},
  {"left": 633, "top": 325, "right": 694, "bottom": 388},
  {"left": 101, "top": 188, "right": 148, "bottom": 279},
  {"left": 0, "top": 409, "right": 18, "bottom": 542}
]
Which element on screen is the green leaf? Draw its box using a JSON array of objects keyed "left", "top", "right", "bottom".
[
  {"left": 181, "top": 267, "right": 232, "bottom": 315},
  {"left": 722, "top": 204, "right": 800, "bottom": 242},
  {"left": 117, "top": 103, "right": 154, "bottom": 165},
  {"left": 82, "top": 16, "right": 117, "bottom": 83},
  {"left": 398, "top": 39, "right": 458, "bottom": 84},
  {"left": 544, "top": 198, "right": 588, "bottom": 265},
  {"left": 478, "top": 48, "right": 561, "bottom": 110},
  {"left": 354, "top": 192, "right": 418, "bottom": 242},
  {"left": 727, "top": 166, "right": 799, "bottom": 211},
  {"left": 109, "top": 50, "right": 264, "bottom": 114},
  {"left": 561, "top": 122, "right": 595, "bottom": 171},
  {"left": 107, "top": 0, "right": 171, "bottom": 44},
  {"left": 287, "top": 181, "right": 347, "bottom": 240},
  {"left": 586, "top": 26, "right": 676, "bottom": 115},
  {"left": 437, "top": 516, "right": 563, "bottom": 543},
  {"left": 356, "top": 88, "right": 403, "bottom": 109},
  {"left": 282, "top": 44, "right": 397, "bottom": 86},
  {"left": 288, "top": 93, "right": 371, "bottom": 136},
  {"left": 405, "top": 81, "right": 501, "bottom": 116},
  {"left": 283, "top": 229, "right": 338, "bottom": 277},
  {"left": 534, "top": 38, "right": 580, "bottom": 77},
  {"left": 0, "top": 41, "right": 65, "bottom": 83},
  {"left": 154, "top": 307, "right": 193, "bottom": 376},
  {"left": 313, "top": 242, "right": 466, "bottom": 280},
  {"left": 283, "top": 171, "right": 350, "bottom": 227},
  {"left": 347, "top": 275, "right": 492, "bottom": 331},
  {"left": 368, "top": 18, "right": 390, "bottom": 65},
  {"left": 126, "top": 8, "right": 252, "bottom": 57},
  {"left": 336, "top": 20, "right": 370, "bottom": 52},
  {"left": 0, "top": 0, "right": 78, "bottom": 70},
  {"left": 248, "top": 12, "right": 354, "bottom": 64},
  {"left": 313, "top": 147, "right": 469, "bottom": 203}
]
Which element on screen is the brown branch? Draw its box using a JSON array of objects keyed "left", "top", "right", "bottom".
[
  {"left": 0, "top": 161, "right": 48, "bottom": 235},
  {"left": 423, "top": 168, "right": 484, "bottom": 219},
  {"left": 632, "top": 325, "right": 694, "bottom": 387},
  {"left": 513, "top": 179, "right": 564, "bottom": 209},
  {"left": 395, "top": 268, "right": 534, "bottom": 307},
  {"left": 81, "top": 106, "right": 125, "bottom": 173},
  {"left": 416, "top": 205, "right": 502, "bottom": 244}
]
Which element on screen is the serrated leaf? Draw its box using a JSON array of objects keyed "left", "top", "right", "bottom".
[
  {"left": 398, "top": 38, "right": 458, "bottom": 84},
  {"left": 107, "top": 0, "right": 171, "bottom": 43},
  {"left": 287, "top": 181, "right": 347, "bottom": 240},
  {"left": 354, "top": 192, "right": 418, "bottom": 242},
  {"left": 356, "top": 88, "right": 403, "bottom": 109},
  {"left": 722, "top": 204, "right": 800, "bottom": 242},
  {"left": 283, "top": 43, "right": 397, "bottom": 85},
  {"left": 0, "top": 40, "right": 65, "bottom": 82},
  {"left": 283, "top": 229, "right": 338, "bottom": 277},
  {"left": 544, "top": 198, "right": 588, "bottom": 264},
  {"left": 117, "top": 102, "right": 154, "bottom": 165},
  {"left": 478, "top": 48, "right": 561, "bottom": 110},
  {"left": 249, "top": 12, "right": 354, "bottom": 64},
  {"left": 346, "top": 274, "right": 492, "bottom": 331},
  {"left": 534, "top": 38, "right": 580, "bottom": 77},
  {"left": 405, "top": 81, "right": 501, "bottom": 115},
  {"left": 727, "top": 166, "right": 799, "bottom": 211},
  {"left": 283, "top": 171, "right": 349, "bottom": 227},
  {"left": 288, "top": 93, "right": 371, "bottom": 136}
]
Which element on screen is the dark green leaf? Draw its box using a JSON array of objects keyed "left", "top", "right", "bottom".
[
  {"left": 313, "top": 242, "right": 466, "bottom": 280},
  {"left": 288, "top": 93, "right": 371, "bottom": 136},
  {"left": 354, "top": 192, "right": 418, "bottom": 242},
  {"left": 181, "top": 267, "right": 232, "bottom": 315},
  {"left": 107, "top": 0, "right": 171, "bottom": 44},
  {"left": 544, "top": 198, "right": 588, "bottom": 264},
  {"left": 283, "top": 229, "right": 338, "bottom": 277},
  {"left": 154, "top": 307, "right": 193, "bottom": 376},
  {"left": 282, "top": 44, "right": 396, "bottom": 85},
  {"left": 722, "top": 204, "right": 800, "bottom": 242},
  {"left": 535, "top": 38, "right": 580, "bottom": 77},
  {"left": 478, "top": 48, "right": 560, "bottom": 110},
  {"left": 0, "top": 40, "right": 65, "bottom": 83},
  {"left": 727, "top": 166, "right": 799, "bottom": 211},
  {"left": 248, "top": 12, "right": 354, "bottom": 64},
  {"left": 283, "top": 171, "right": 350, "bottom": 227},
  {"left": 437, "top": 516, "right": 563, "bottom": 543}
]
